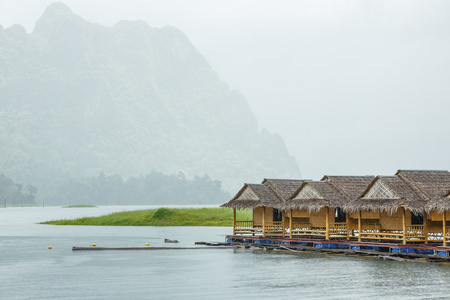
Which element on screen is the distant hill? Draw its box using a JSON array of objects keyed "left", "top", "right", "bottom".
[{"left": 0, "top": 3, "right": 300, "bottom": 203}]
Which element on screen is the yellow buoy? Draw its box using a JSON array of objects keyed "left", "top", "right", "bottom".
[
  {"left": 92, "top": 243, "right": 96, "bottom": 247},
  {"left": 146, "top": 243, "right": 149, "bottom": 246},
  {"left": 48, "top": 246, "right": 52, "bottom": 250}
]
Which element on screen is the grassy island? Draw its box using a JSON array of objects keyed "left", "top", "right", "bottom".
[{"left": 41, "top": 208, "right": 252, "bottom": 226}]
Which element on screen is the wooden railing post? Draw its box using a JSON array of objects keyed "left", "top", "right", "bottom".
[
  {"left": 262, "top": 207, "right": 266, "bottom": 237},
  {"left": 423, "top": 211, "right": 428, "bottom": 245},
  {"left": 289, "top": 209, "right": 293, "bottom": 238},
  {"left": 402, "top": 207, "right": 407, "bottom": 245},
  {"left": 346, "top": 213, "right": 350, "bottom": 240},
  {"left": 233, "top": 208, "right": 236, "bottom": 235},
  {"left": 325, "top": 207, "right": 330, "bottom": 240},
  {"left": 443, "top": 211, "right": 447, "bottom": 247},
  {"left": 358, "top": 211, "right": 362, "bottom": 242},
  {"left": 282, "top": 212, "right": 285, "bottom": 237}
]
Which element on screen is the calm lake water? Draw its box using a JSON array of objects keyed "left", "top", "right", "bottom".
[{"left": 1, "top": 206, "right": 450, "bottom": 299}]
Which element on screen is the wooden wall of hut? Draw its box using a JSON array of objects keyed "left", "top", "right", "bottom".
[
  {"left": 349, "top": 211, "right": 380, "bottom": 219},
  {"left": 380, "top": 210, "right": 407, "bottom": 230},
  {"left": 427, "top": 212, "right": 450, "bottom": 233},
  {"left": 348, "top": 210, "right": 417, "bottom": 230},
  {"left": 292, "top": 209, "right": 309, "bottom": 218},
  {"left": 430, "top": 211, "right": 450, "bottom": 221},
  {"left": 253, "top": 207, "right": 273, "bottom": 226},
  {"left": 287, "top": 210, "right": 309, "bottom": 223},
  {"left": 348, "top": 217, "right": 358, "bottom": 231},
  {"left": 309, "top": 208, "right": 334, "bottom": 227}
]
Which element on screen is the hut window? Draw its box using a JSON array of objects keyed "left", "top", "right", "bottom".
[
  {"left": 334, "top": 208, "right": 346, "bottom": 223},
  {"left": 294, "top": 185, "right": 323, "bottom": 199},
  {"left": 273, "top": 208, "right": 283, "bottom": 222},
  {"left": 237, "top": 187, "right": 259, "bottom": 200},
  {"left": 363, "top": 180, "right": 399, "bottom": 199},
  {"left": 411, "top": 213, "right": 423, "bottom": 225}
]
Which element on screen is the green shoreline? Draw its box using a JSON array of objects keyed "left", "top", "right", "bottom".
[
  {"left": 63, "top": 204, "right": 97, "bottom": 208},
  {"left": 41, "top": 207, "right": 252, "bottom": 226}
]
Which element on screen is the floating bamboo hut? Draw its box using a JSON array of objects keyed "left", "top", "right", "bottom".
[
  {"left": 221, "top": 179, "right": 306, "bottom": 236},
  {"left": 222, "top": 170, "right": 450, "bottom": 248}
]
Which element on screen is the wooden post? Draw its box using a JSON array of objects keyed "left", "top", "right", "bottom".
[
  {"left": 233, "top": 208, "right": 236, "bottom": 236},
  {"left": 262, "top": 207, "right": 266, "bottom": 237},
  {"left": 358, "top": 211, "right": 362, "bottom": 242},
  {"left": 346, "top": 213, "right": 350, "bottom": 240},
  {"left": 289, "top": 209, "right": 293, "bottom": 238},
  {"left": 402, "top": 207, "right": 407, "bottom": 245},
  {"left": 282, "top": 211, "right": 285, "bottom": 238},
  {"left": 443, "top": 211, "right": 447, "bottom": 247},
  {"left": 423, "top": 211, "right": 428, "bottom": 245},
  {"left": 325, "top": 207, "right": 330, "bottom": 240}
]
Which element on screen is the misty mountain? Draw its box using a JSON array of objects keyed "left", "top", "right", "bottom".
[{"left": 0, "top": 2, "right": 300, "bottom": 200}]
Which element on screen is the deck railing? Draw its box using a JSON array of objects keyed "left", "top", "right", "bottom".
[
  {"left": 234, "top": 220, "right": 260, "bottom": 235},
  {"left": 445, "top": 226, "right": 450, "bottom": 243},
  {"left": 233, "top": 221, "right": 428, "bottom": 242},
  {"left": 358, "top": 224, "right": 427, "bottom": 242},
  {"left": 290, "top": 223, "right": 326, "bottom": 236},
  {"left": 235, "top": 220, "right": 253, "bottom": 229},
  {"left": 264, "top": 221, "right": 284, "bottom": 235},
  {"left": 361, "top": 224, "right": 381, "bottom": 233},
  {"left": 427, "top": 231, "right": 443, "bottom": 241},
  {"left": 425, "top": 227, "right": 450, "bottom": 243},
  {"left": 329, "top": 223, "right": 347, "bottom": 236},
  {"left": 359, "top": 224, "right": 403, "bottom": 240},
  {"left": 405, "top": 225, "right": 426, "bottom": 240}
]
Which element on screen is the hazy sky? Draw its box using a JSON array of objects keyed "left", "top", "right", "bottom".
[{"left": 1, "top": 0, "right": 450, "bottom": 180}]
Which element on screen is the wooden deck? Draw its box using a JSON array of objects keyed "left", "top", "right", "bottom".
[{"left": 226, "top": 235, "right": 450, "bottom": 261}]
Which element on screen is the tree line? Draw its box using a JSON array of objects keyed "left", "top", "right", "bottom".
[
  {"left": 0, "top": 174, "right": 37, "bottom": 206},
  {"left": 0, "top": 171, "right": 230, "bottom": 206},
  {"left": 43, "top": 171, "right": 230, "bottom": 205}
]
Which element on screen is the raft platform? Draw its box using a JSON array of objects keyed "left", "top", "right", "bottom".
[{"left": 226, "top": 235, "right": 450, "bottom": 262}]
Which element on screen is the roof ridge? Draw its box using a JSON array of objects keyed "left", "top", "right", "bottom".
[
  {"left": 396, "top": 172, "right": 431, "bottom": 201},
  {"left": 325, "top": 179, "right": 352, "bottom": 201},
  {"left": 262, "top": 179, "right": 286, "bottom": 201}
]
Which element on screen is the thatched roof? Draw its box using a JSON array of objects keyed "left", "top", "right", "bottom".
[
  {"left": 220, "top": 183, "right": 282, "bottom": 209},
  {"left": 321, "top": 175, "right": 375, "bottom": 198},
  {"left": 280, "top": 181, "right": 350, "bottom": 212},
  {"left": 221, "top": 170, "right": 450, "bottom": 213},
  {"left": 262, "top": 178, "right": 308, "bottom": 201},
  {"left": 396, "top": 170, "right": 450, "bottom": 213},
  {"left": 343, "top": 199, "right": 404, "bottom": 215},
  {"left": 425, "top": 193, "right": 450, "bottom": 213},
  {"left": 396, "top": 170, "right": 450, "bottom": 200},
  {"left": 343, "top": 176, "right": 427, "bottom": 215}
]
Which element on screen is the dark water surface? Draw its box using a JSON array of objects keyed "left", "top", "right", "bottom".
[{"left": 1, "top": 207, "right": 450, "bottom": 299}]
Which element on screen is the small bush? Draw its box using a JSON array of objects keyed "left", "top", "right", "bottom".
[{"left": 152, "top": 208, "right": 174, "bottom": 220}]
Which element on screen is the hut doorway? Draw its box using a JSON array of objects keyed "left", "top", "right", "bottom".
[
  {"left": 334, "top": 207, "right": 346, "bottom": 223},
  {"left": 411, "top": 212, "right": 423, "bottom": 225},
  {"left": 273, "top": 208, "right": 283, "bottom": 222}
]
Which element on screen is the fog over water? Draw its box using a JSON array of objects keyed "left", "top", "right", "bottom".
[{"left": 2, "top": 0, "right": 449, "bottom": 180}]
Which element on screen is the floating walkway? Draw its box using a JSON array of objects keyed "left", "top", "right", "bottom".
[
  {"left": 72, "top": 246, "right": 235, "bottom": 251},
  {"left": 226, "top": 235, "right": 450, "bottom": 262}
]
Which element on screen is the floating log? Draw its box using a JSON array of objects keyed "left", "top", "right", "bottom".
[
  {"left": 164, "top": 238, "right": 179, "bottom": 243},
  {"left": 377, "top": 255, "right": 406, "bottom": 262},
  {"left": 72, "top": 246, "right": 235, "bottom": 251},
  {"left": 195, "top": 241, "right": 232, "bottom": 246}
]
